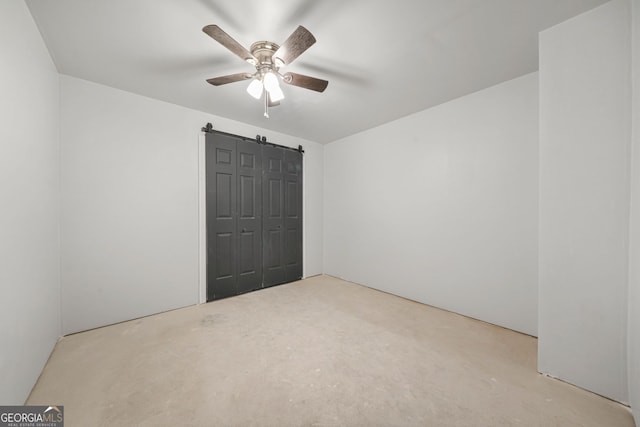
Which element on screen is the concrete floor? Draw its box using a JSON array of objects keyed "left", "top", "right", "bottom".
[{"left": 28, "top": 275, "right": 634, "bottom": 426}]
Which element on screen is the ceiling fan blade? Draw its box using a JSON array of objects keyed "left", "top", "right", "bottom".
[
  {"left": 202, "top": 25, "right": 258, "bottom": 65},
  {"left": 206, "top": 73, "right": 253, "bottom": 86},
  {"left": 282, "top": 72, "right": 328, "bottom": 92},
  {"left": 274, "top": 26, "right": 316, "bottom": 66}
]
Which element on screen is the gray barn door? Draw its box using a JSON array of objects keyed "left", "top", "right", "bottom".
[
  {"left": 206, "top": 131, "right": 303, "bottom": 301},
  {"left": 206, "top": 133, "right": 263, "bottom": 300},
  {"left": 262, "top": 146, "right": 303, "bottom": 287}
]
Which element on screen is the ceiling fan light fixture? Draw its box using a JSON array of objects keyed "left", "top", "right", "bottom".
[
  {"left": 246, "top": 78, "right": 263, "bottom": 99},
  {"left": 263, "top": 71, "right": 284, "bottom": 102},
  {"left": 263, "top": 72, "right": 280, "bottom": 93},
  {"left": 268, "top": 84, "right": 285, "bottom": 102}
]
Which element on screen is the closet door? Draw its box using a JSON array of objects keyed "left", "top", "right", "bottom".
[
  {"left": 262, "top": 146, "right": 303, "bottom": 287},
  {"left": 206, "top": 130, "right": 303, "bottom": 299},
  {"left": 206, "top": 133, "right": 237, "bottom": 300},
  {"left": 262, "top": 145, "right": 286, "bottom": 287}
]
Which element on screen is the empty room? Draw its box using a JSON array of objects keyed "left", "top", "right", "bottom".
[{"left": 1, "top": 0, "right": 639, "bottom": 425}]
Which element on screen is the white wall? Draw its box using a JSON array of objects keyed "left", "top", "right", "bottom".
[
  {"left": 301, "top": 140, "right": 324, "bottom": 277},
  {"left": 629, "top": 0, "right": 640, "bottom": 421},
  {"left": 0, "top": 2, "right": 61, "bottom": 404},
  {"left": 538, "top": 0, "right": 631, "bottom": 403},
  {"left": 324, "top": 73, "right": 539, "bottom": 336},
  {"left": 60, "top": 75, "right": 323, "bottom": 334}
]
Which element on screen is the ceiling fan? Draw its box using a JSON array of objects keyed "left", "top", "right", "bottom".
[{"left": 202, "top": 24, "right": 328, "bottom": 118}]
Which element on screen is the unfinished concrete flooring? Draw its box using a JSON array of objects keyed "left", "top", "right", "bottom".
[{"left": 28, "top": 275, "right": 633, "bottom": 426}]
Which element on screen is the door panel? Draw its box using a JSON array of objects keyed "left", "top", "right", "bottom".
[
  {"left": 286, "top": 181, "right": 298, "bottom": 216},
  {"left": 262, "top": 145, "right": 285, "bottom": 287},
  {"left": 236, "top": 140, "right": 262, "bottom": 294},
  {"left": 239, "top": 176, "right": 255, "bottom": 217},
  {"left": 265, "top": 229, "right": 283, "bottom": 268},
  {"left": 268, "top": 179, "right": 282, "bottom": 217},
  {"left": 283, "top": 149, "right": 303, "bottom": 282},
  {"left": 215, "top": 233, "right": 233, "bottom": 278},
  {"left": 239, "top": 230, "right": 256, "bottom": 273},
  {"left": 216, "top": 173, "right": 233, "bottom": 218},
  {"left": 206, "top": 135, "right": 237, "bottom": 300},
  {"left": 285, "top": 229, "right": 298, "bottom": 267}
]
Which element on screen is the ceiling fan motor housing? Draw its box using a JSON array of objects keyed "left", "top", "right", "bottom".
[{"left": 250, "top": 41, "right": 282, "bottom": 72}]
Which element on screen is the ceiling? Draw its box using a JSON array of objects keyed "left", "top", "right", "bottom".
[{"left": 26, "top": 0, "right": 608, "bottom": 144}]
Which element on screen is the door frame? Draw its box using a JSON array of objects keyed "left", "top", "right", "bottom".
[
  {"left": 198, "top": 127, "right": 305, "bottom": 304},
  {"left": 198, "top": 132, "right": 207, "bottom": 303}
]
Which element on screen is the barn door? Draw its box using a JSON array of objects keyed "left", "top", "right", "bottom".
[
  {"left": 206, "top": 133, "right": 263, "bottom": 300},
  {"left": 206, "top": 131, "right": 302, "bottom": 300},
  {"left": 262, "top": 146, "right": 303, "bottom": 287},
  {"left": 206, "top": 133, "right": 238, "bottom": 300}
]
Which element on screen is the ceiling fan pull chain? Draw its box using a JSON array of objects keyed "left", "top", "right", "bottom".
[{"left": 264, "top": 89, "right": 270, "bottom": 118}]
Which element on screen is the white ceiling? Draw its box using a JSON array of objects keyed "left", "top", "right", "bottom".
[{"left": 26, "top": 0, "right": 607, "bottom": 144}]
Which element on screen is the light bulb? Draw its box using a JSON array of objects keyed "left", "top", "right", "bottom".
[
  {"left": 246, "top": 79, "right": 263, "bottom": 99},
  {"left": 269, "top": 85, "right": 285, "bottom": 102},
  {"left": 263, "top": 72, "right": 280, "bottom": 93}
]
